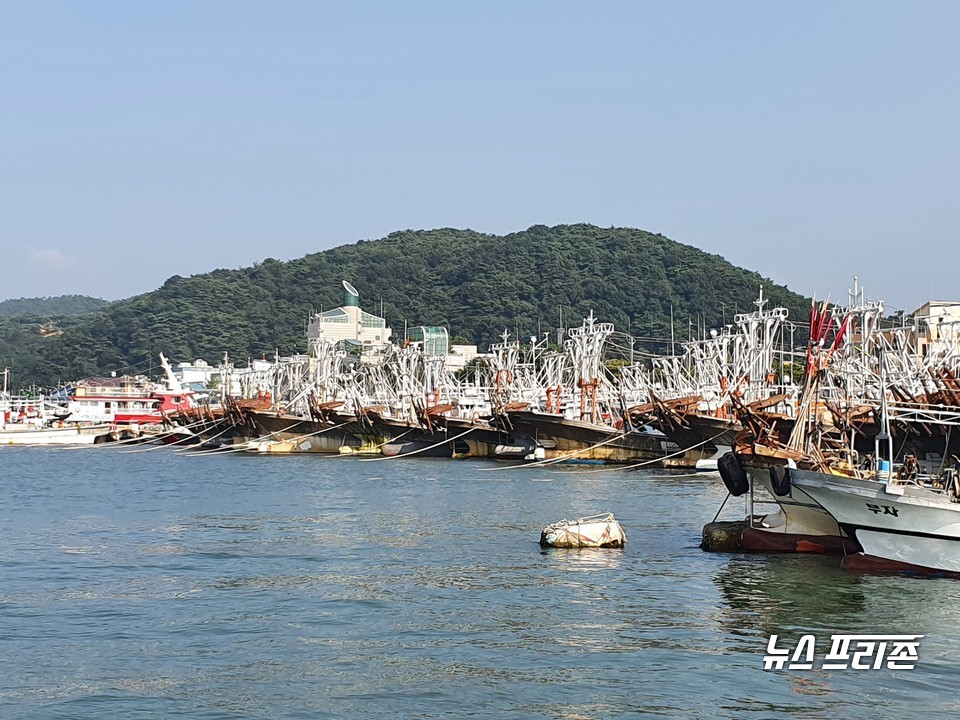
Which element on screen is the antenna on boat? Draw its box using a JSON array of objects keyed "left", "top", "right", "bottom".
[
  {"left": 876, "top": 348, "right": 897, "bottom": 488},
  {"left": 158, "top": 353, "right": 185, "bottom": 394},
  {"left": 670, "top": 304, "right": 675, "bottom": 356},
  {"left": 752, "top": 284, "right": 769, "bottom": 315}
]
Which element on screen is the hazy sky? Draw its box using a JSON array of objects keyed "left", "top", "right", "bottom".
[{"left": 2, "top": 1, "right": 957, "bottom": 314}]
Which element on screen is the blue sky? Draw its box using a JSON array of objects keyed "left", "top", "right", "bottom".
[{"left": 1, "top": 1, "right": 957, "bottom": 314}]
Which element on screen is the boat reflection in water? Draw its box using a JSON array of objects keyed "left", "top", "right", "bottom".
[
  {"left": 712, "top": 554, "right": 867, "bottom": 641},
  {"left": 711, "top": 550, "right": 960, "bottom": 702}
]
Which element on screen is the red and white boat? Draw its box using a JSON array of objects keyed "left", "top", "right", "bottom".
[{"left": 57, "top": 354, "right": 196, "bottom": 433}]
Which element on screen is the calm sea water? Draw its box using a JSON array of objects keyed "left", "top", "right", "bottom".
[{"left": 2, "top": 446, "right": 959, "bottom": 719}]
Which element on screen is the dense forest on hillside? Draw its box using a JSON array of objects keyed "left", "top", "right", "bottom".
[
  {"left": 0, "top": 294, "right": 110, "bottom": 318},
  {"left": 0, "top": 225, "right": 813, "bottom": 387}
]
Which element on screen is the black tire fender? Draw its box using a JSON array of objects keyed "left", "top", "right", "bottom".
[
  {"left": 769, "top": 465, "right": 791, "bottom": 497},
  {"left": 718, "top": 452, "right": 749, "bottom": 497}
]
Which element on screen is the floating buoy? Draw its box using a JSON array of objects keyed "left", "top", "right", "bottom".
[{"left": 539, "top": 512, "right": 626, "bottom": 548}]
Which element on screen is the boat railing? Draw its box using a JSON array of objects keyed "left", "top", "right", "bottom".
[
  {"left": 885, "top": 471, "right": 953, "bottom": 498},
  {"left": 853, "top": 457, "right": 956, "bottom": 496},
  {"left": 888, "top": 401, "right": 960, "bottom": 427},
  {"left": 73, "top": 385, "right": 156, "bottom": 397}
]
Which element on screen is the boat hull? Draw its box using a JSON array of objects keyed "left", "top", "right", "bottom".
[
  {"left": 791, "top": 468, "right": 960, "bottom": 574},
  {"left": 364, "top": 415, "right": 505, "bottom": 459},
  {"left": 244, "top": 410, "right": 366, "bottom": 453},
  {"left": 0, "top": 424, "right": 113, "bottom": 446},
  {"left": 442, "top": 417, "right": 510, "bottom": 458},
  {"left": 740, "top": 526, "right": 859, "bottom": 555},
  {"left": 743, "top": 463, "right": 845, "bottom": 538},
  {"left": 504, "top": 411, "right": 689, "bottom": 465},
  {"left": 381, "top": 440, "right": 457, "bottom": 458},
  {"left": 657, "top": 413, "right": 740, "bottom": 458}
]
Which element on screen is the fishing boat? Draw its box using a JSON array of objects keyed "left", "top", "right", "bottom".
[
  {"left": 638, "top": 394, "right": 738, "bottom": 471},
  {"left": 721, "top": 452, "right": 860, "bottom": 554},
  {"left": 442, "top": 414, "right": 513, "bottom": 458},
  {"left": 0, "top": 370, "right": 114, "bottom": 446},
  {"left": 642, "top": 290, "right": 796, "bottom": 472},
  {"left": 381, "top": 439, "right": 461, "bottom": 458},
  {"left": 707, "top": 282, "right": 902, "bottom": 554},
  {"left": 55, "top": 354, "right": 197, "bottom": 433},
  {"left": 783, "top": 357, "right": 960, "bottom": 576},
  {"left": 240, "top": 407, "right": 368, "bottom": 453},
  {"left": 486, "top": 313, "right": 696, "bottom": 466},
  {"left": 502, "top": 408, "right": 677, "bottom": 464},
  {"left": 0, "top": 419, "right": 113, "bottom": 445},
  {"left": 789, "top": 458, "right": 960, "bottom": 576}
]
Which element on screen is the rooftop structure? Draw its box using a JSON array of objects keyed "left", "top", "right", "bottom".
[
  {"left": 912, "top": 301, "right": 960, "bottom": 358},
  {"left": 307, "top": 280, "right": 392, "bottom": 349},
  {"left": 406, "top": 326, "right": 448, "bottom": 356}
]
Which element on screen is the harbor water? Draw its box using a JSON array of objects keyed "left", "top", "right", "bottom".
[{"left": 2, "top": 447, "right": 959, "bottom": 719}]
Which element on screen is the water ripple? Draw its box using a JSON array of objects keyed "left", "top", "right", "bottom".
[{"left": 1, "top": 448, "right": 958, "bottom": 718}]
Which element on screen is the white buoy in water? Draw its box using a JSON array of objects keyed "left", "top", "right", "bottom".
[{"left": 539, "top": 512, "right": 626, "bottom": 548}]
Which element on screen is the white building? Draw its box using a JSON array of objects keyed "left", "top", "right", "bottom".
[
  {"left": 913, "top": 301, "right": 960, "bottom": 358},
  {"left": 307, "top": 280, "right": 392, "bottom": 348},
  {"left": 170, "top": 357, "right": 276, "bottom": 397},
  {"left": 445, "top": 344, "right": 481, "bottom": 372},
  {"left": 172, "top": 358, "right": 214, "bottom": 386}
]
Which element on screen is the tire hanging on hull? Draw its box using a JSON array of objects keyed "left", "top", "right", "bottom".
[
  {"left": 718, "top": 452, "right": 749, "bottom": 497},
  {"left": 769, "top": 464, "right": 791, "bottom": 497}
]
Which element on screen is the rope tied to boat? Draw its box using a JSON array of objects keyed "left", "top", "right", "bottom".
[{"left": 358, "top": 425, "right": 476, "bottom": 462}]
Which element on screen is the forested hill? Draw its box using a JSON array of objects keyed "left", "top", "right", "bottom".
[
  {"left": 4, "top": 225, "right": 811, "bottom": 386},
  {"left": 0, "top": 295, "right": 110, "bottom": 318}
]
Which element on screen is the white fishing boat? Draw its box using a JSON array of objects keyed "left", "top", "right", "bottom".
[
  {"left": 1, "top": 371, "right": 114, "bottom": 446},
  {"left": 0, "top": 420, "right": 113, "bottom": 445},
  {"left": 789, "top": 461, "right": 960, "bottom": 575},
  {"left": 709, "top": 445, "right": 859, "bottom": 555},
  {"left": 707, "top": 281, "right": 895, "bottom": 555},
  {"left": 772, "top": 311, "right": 960, "bottom": 574}
]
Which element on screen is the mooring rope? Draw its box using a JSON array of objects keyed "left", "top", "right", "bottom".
[
  {"left": 358, "top": 426, "right": 476, "bottom": 462},
  {"left": 480, "top": 429, "right": 631, "bottom": 471},
  {"left": 56, "top": 425, "right": 160, "bottom": 451},
  {"left": 250, "top": 418, "right": 355, "bottom": 454},
  {"left": 568, "top": 428, "right": 731, "bottom": 474},
  {"left": 482, "top": 426, "right": 730, "bottom": 473},
  {"left": 120, "top": 416, "right": 228, "bottom": 454},
  {"left": 179, "top": 416, "right": 316, "bottom": 456},
  {"left": 170, "top": 421, "right": 237, "bottom": 454}
]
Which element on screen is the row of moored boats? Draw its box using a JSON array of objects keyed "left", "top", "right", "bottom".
[{"left": 6, "top": 280, "right": 960, "bottom": 576}]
